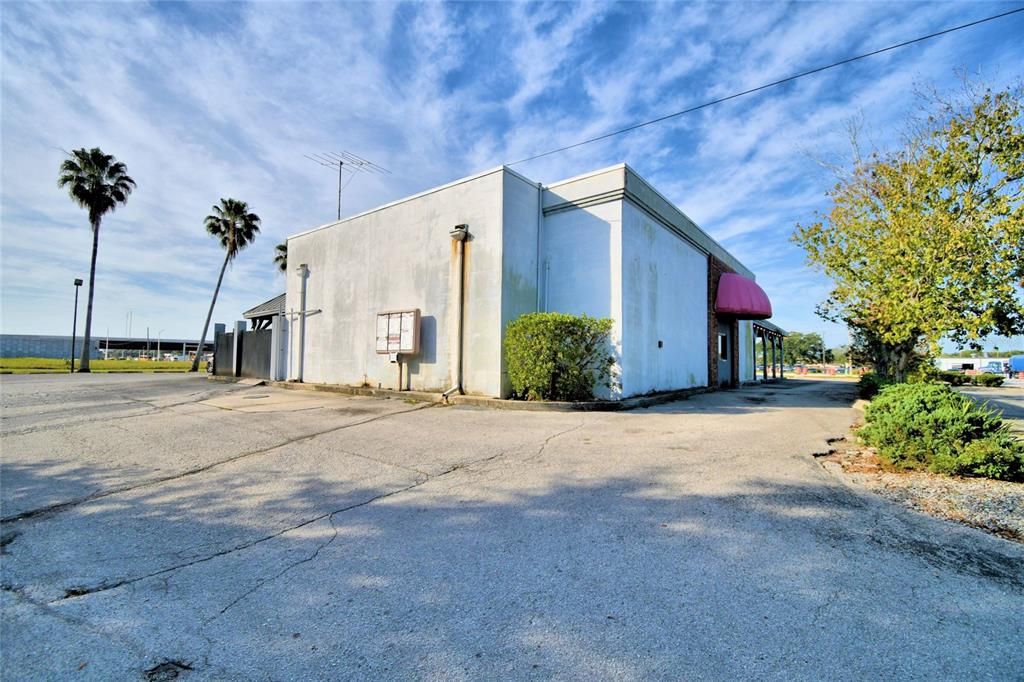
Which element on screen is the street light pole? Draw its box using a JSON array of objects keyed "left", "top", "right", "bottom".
[
  {"left": 70, "top": 278, "right": 83, "bottom": 373},
  {"left": 157, "top": 329, "right": 165, "bottom": 362}
]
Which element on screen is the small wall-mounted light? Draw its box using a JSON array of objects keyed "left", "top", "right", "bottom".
[{"left": 449, "top": 224, "right": 469, "bottom": 242}]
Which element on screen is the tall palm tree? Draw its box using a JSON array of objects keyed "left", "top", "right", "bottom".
[
  {"left": 274, "top": 242, "right": 288, "bottom": 273},
  {"left": 58, "top": 148, "right": 136, "bottom": 372},
  {"left": 190, "top": 198, "right": 261, "bottom": 372}
]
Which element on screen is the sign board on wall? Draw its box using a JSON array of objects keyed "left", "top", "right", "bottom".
[{"left": 375, "top": 309, "right": 420, "bottom": 355}]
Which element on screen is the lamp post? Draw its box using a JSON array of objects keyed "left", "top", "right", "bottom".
[
  {"left": 70, "top": 278, "right": 83, "bottom": 373},
  {"left": 157, "top": 329, "right": 165, "bottom": 362}
]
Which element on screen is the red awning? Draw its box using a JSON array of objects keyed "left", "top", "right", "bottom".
[{"left": 715, "top": 272, "right": 772, "bottom": 319}]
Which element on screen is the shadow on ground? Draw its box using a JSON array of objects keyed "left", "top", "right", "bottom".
[{"left": 3, "top": 430, "right": 1022, "bottom": 679}]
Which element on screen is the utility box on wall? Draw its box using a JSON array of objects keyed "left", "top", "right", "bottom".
[{"left": 375, "top": 309, "right": 421, "bottom": 358}]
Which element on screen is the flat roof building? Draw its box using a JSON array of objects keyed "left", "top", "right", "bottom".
[{"left": 284, "top": 163, "right": 780, "bottom": 399}]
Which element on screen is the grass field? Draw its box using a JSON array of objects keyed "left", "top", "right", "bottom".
[{"left": 0, "top": 357, "right": 207, "bottom": 374}]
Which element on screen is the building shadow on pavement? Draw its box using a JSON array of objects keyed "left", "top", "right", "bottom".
[{"left": 2, "top": 445, "right": 1022, "bottom": 680}]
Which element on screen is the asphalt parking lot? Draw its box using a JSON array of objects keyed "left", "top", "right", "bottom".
[
  {"left": 2, "top": 374, "right": 1022, "bottom": 680},
  {"left": 960, "top": 383, "right": 1024, "bottom": 434}
]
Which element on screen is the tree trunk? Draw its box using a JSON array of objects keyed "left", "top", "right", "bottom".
[
  {"left": 78, "top": 218, "right": 101, "bottom": 372},
  {"left": 190, "top": 251, "right": 231, "bottom": 372}
]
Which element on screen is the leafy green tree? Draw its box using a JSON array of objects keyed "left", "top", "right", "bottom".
[
  {"left": 782, "top": 331, "right": 826, "bottom": 365},
  {"left": 274, "top": 242, "right": 288, "bottom": 273},
  {"left": 794, "top": 85, "right": 1024, "bottom": 381},
  {"left": 190, "top": 198, "right": 261, "bottom": 372},
  {"left": 831, "top": 344, "right": 849, "bottom": 366},
  {"left": 58, "top": 148, "right": 136, "bottom": 372}
]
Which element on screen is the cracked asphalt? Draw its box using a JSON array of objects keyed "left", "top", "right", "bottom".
[{"left": 1, "top": 373, "right": 1022, "bottom": 680}]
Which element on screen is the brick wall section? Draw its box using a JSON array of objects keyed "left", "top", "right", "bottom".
[{"left": 707, "top": 255, "right": 738, "bottom": 388}]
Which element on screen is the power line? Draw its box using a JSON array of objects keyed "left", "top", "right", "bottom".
[{"left": 507, "top": 7, "right": 1024, "bottom": 166}]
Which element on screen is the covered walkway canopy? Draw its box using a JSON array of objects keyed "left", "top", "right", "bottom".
[{"left": 753, "top": 320, "right": 787, "bottom": 381}]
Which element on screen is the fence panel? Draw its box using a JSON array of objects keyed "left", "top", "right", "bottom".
[
  {"left": 239, "top": 329, "right": 272, "bottom": 379},
  {"left": 213, "top": 331, "right": 234, "bottom": 376}
]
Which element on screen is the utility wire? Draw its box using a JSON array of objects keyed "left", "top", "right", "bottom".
[{"left": 507, "top": 7, "right": 1024, "bottom": 166}]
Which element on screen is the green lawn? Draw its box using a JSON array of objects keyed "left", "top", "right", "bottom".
[{"left": 0, "top": 357, "right": 207, "bottom": 374}]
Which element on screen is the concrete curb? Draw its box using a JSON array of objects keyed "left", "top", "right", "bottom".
[
  {"left": 449, "top": 386, "right": 713, "bottom": 412},
  {"left": 221, "top": 376, "right": 715, "bottom": 412}
]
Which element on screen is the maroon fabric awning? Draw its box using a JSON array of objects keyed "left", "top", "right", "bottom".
[{"left": 715, "top": 272, "right": 772, "bottom": 319}]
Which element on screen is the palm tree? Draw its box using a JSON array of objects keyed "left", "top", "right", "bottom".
[
  {"left": 274, "top": 242, "right": 288, "bottom": 273},
  {"left": 190, "top": 198, "right": 261, "bottom": 372},
  {"left": 58, "top": 148, "right": 136, "bottom": 372}
]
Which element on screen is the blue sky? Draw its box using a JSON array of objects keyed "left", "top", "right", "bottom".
[{"left": 1, "top": 1, "right": 1021, "bottom": 348}]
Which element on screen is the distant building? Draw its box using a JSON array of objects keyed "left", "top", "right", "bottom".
[
  {"left": 0, "top": 335, "right": 100, "bottom": 360},
  {"left": 0, "top": 334, "right": 211, "bottom": 360},
  {"left": 934, "top": 356, "right": 1008, "bottom": 372},
  {"left": 284, "top": 164, "right": 784, "bottom": 399}
]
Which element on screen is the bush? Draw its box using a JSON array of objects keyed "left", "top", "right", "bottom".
[
  {"left": 971, "top": 373, "right": 1005, "bottom": 387},
  {"left": 504, "top": 312, "right": 616, "bottom": 401},
  {"left": 938, "top": 371, "right": 968, "bottom": 386},
  {"left": 857, "top": 372, "right": 894, "bottom": 399},
  {"left": 932, "top": 435, "right": 1024, "bottom": 480},
  {"left": 860, "top": 383, "right": 1023, "bottom": 481}
]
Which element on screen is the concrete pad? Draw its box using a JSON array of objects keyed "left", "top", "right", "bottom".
[
  {"left": 2, "top": 375, "right": 1022, "bottom": 679},
  {"left": 200, "top": 389, "right": 380, "bottom": 413}
]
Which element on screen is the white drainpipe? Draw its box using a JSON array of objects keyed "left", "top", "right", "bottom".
[
  {"left": 443, "top": 224, "right": 469, "bottom": 400},
  {"left": 296, "top": 263, "right": 308, "bottom": 382}
]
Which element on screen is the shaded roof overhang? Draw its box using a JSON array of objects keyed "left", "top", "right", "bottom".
[
  {"left": 715, "top": 273, "right": 772, "bottom": 319},
  {"left": 243, "top": 293, "right": 286, "bottom": 319},
  {"left": 753, "top": 319, "right": 788, "bottom": 337}
]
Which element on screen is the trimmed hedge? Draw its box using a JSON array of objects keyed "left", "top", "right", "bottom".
[
  {"left": 972, "top": 373, "right": 1006, "bottom": 387},
  {"left": 504, "top": 312, "right": 616, "bottom": 401},
  {"left": 860, "top": 383, "right": 1023, "bottom": 481},
  {"left": 938, "top": 371, "right": 968, "bottom": 386},
  {"left": 939, "top": 371, "right": 1005, "bottom": 387}
]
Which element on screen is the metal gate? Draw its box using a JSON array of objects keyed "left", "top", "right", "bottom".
[
  {"left": 239, "top": 329, "right": 272, "bottom": 379},
  {"left": 213, "top": 331, "right": 234, "bottom": 376}
]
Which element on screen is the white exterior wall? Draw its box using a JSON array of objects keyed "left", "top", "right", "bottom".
[
  {"left": 737, "top": 320, "right": 755, "bottom": 382},
  {"left": 499, "top": 171, "right": 542, "bottom": 396},
  {"left": 935, "top": 356, "right": 1008, "bottom": 371},
  {"left": 286, "top": 169, "right": 506, "bottom": 396},
  {"left": 620, "top": 200, "right": 709, "bottom": 395},
  {"left": 284, "top": 162, "right": 764, "bottom": 400},
  {"left": 540, "top": 200, "right": 623, "bottom": 400}
]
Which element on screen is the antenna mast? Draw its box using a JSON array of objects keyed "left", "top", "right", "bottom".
[{"left": 304, "top": 151, "right": 391, "bottom": 220}]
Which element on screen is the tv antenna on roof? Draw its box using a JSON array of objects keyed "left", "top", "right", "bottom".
[{"left": 304, "top": 151, "right": 391, "bottom": 221}]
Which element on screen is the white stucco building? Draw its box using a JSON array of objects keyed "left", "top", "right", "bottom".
[{"left": 283, "top": 163, "right": 781, "bottom": 399}]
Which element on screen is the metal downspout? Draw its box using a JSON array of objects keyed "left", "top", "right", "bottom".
[
  {"left": 443, "top": 225, "right": 469, "bottom": 401},
  {"left": 296, "top": 263, "right": 308, "bottom": 382}
]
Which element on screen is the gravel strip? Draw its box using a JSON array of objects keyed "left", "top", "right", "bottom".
[{"left": 820, "top": 439, "right": 1024, "bottom": 543}]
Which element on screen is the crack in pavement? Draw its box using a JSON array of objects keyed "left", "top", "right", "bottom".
[
  {"left": 521, "top": 420, "right": 587, "bottom": 462},
  {"left": 199, "top": 423, "right": 590, "bottom": 618},
  {"left": 1, "top": 402, "right": 434, "bottom": 524},
  {"left": 209, "top": 512, "right": 341, "bottom": 622},
  {"left": 46, "top": 441, "right": 510, "bottom": 605},
  {"left": 44, "top": 421, "right": 572, "bottom": 613}
]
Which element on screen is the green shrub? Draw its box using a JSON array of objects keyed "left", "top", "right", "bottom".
[
  {"left": 504, "top": 312, "right": 616, "bottom": 401},
  {"left": 938, "top": 371, "right": 968, "bottom": 386},
  {"left": 931, "top": 435, "right": 1024, "bottom": 481},
  {"left": 971, "top": 373, "right": 1005, "bottom": 387},
  {"left": 857, "top": 372, "right": 894, "bottom": 399},
  {"left": 860, "top": 383, "right": 1023, "bottom": 480}
]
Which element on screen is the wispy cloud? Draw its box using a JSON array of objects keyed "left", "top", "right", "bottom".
[{"left": 1, "top": 1, "right": 1020, "bottom": 346}]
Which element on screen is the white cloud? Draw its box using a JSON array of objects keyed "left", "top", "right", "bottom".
[{"left": 2, "top": 0, "right": 1021, "bottom": 345}]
